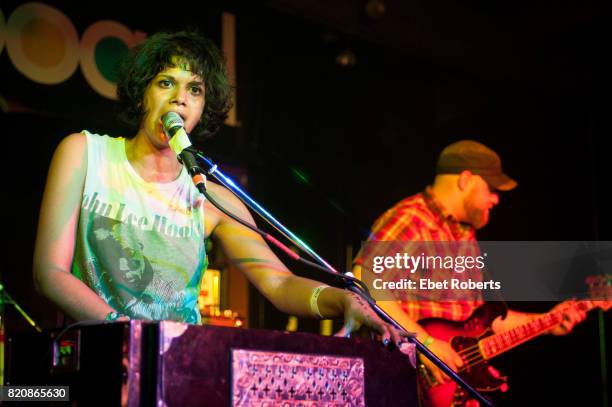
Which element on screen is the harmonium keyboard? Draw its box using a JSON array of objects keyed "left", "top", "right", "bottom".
[{"left": 5, "top": 321, "right": 417, "bottom": 406}]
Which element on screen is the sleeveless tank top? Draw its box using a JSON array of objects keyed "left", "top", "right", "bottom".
[{"left": 72, "top": 131, "right": 207, "bottom": 323}]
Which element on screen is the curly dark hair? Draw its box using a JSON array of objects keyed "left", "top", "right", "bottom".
[{"left": 116, "top": 30, "right": 232, "bottom": 141}]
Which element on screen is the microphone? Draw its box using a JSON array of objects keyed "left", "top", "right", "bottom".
[
  {"left": 161, "top": 112, "right": 205, "bottom": 189},
  {"left": 161, "top": 111, "right": 192, "bottom": 155}
]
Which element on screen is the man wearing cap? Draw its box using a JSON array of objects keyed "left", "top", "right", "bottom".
[{"left": 352, "top": 140, "right": 585, "bottom": 405}]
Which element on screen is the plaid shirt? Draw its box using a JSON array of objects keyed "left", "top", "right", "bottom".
[{"left": 354, "top": 187, "right": 482, "bottom": 321}]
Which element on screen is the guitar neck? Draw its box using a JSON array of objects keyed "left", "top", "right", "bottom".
[{"left": 479, "top": 301, "right": 597, "bottom": 360}]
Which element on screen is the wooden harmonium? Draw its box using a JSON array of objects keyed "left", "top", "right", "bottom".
[{"left": 6, "top": 321, "right": 417, "bottom": 406}]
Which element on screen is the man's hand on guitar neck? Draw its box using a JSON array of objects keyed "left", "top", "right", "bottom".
[
  {"left": 546, "top": 300, "right": 587, "bottom": 336},
  {"left": 419, "top": 337, "right": 464, "bottom": 384}
]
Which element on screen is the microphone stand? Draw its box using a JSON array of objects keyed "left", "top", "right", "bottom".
[
  {"left": 183, "top": 147, "right": 494, "bottom": 407},
  {"left": 187, "top": 149, "right": 337, "bottom": 273}
]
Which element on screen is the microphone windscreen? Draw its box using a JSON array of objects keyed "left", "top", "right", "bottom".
[{"left": 161, "top": 112, "right": 184, "bottom": 136}]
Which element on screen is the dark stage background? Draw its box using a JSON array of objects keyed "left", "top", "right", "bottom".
[{"left": 1, "top": 1, "right": 609, "bottom": 405}]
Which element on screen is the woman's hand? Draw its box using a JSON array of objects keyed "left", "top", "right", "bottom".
[{"left": 336, "top": 292, "right": 410, "bottom": 348}]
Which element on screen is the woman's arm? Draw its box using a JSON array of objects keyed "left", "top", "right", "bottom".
[
  {"left": 207, "top": 184, "right": 403, "bottom": 344},
  {"left": 33, "top": 133, "right": 116, "bottom": 321}
]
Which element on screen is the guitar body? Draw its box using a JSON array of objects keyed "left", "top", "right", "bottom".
[
  {"left": 413, "top": 278, "right": 610, "bottom": 407},
  {"left": 419, "top": 303, "right": 508, "bottom": 407}
]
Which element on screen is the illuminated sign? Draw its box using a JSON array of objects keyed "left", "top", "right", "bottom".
[{"left": 0, "top": 3, "right": 146, "bottom": 99}]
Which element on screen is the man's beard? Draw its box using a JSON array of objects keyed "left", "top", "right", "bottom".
[{"left": 469, "top": 208, "right": 489, "bottom": 230}]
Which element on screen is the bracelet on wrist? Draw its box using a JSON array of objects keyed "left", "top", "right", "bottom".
[
  {"left": 310, "top": 285, "right": 330, "bottom": 319},
  {"left": 104, "top": 311, "right": 128, "bottom": 321}
]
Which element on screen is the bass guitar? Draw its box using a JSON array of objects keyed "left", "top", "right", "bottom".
[{"left": 419, "top": 277, "right": 611, "bottom": 407}]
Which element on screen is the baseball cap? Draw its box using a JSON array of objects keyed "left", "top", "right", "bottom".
[{"left": 436, "top": 140, "right": 517, "bottom": 191}]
